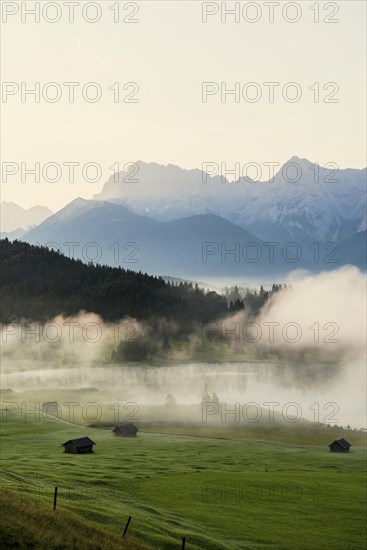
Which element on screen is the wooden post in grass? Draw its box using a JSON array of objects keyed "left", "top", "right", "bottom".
[
  {"left": 123, "top": 516, "right": 131, "bottom": 536},
  {"left": 53, "top": 487, "right": 58, "bottom": 511},
  {"left": 182, "top": 537, "right": 186, "bottom": 549}
]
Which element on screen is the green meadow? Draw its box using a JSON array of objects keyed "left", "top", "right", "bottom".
[{"left": 1, "top": 407, "right": 366, "bottom": 549}]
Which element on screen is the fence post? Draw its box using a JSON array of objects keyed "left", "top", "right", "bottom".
[
  {"left": 182, "top": 536, "right": 186, "bottom": 549},
  {"left": 123, "top": 516, "right": 132, "bottom": 536},
  {"left": 53, "top": 486, "right": 58, "bottom": 510}
]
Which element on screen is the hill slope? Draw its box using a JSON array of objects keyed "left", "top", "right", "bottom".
[
  {"left": 0, "top": 239, "right": 227, "bottom": 324},
  {"left": 23, "top": 199, "right": 313, "bottom": 278}
]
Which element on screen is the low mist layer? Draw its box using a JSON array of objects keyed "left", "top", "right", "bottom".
[{"left": 1, "top": 266, "right": 365, "bottom": 428}]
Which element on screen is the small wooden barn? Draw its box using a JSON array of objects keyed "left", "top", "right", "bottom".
[
  {"left": 112, "top": 423, "right": 138, "bottom": 437},
  {"left": 61, "top": 436, "right": 96, "bottom": 454},
  {"left": 328, "top": 437, "right": 351, "bottom": 453}
]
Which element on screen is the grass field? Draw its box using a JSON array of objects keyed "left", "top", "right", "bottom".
[{"left": 1, "top": 407, "right": 366, "bottom": 549}]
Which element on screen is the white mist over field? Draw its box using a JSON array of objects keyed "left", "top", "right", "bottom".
[
  {"left": 1, "top": 267, "right": 366, "bottom": 428},
  {"left": 260, "top": 266, "right": 366, "bottom": 350},
  {"left": 261, "top": 266, "right": 366, "bottom": 428}
]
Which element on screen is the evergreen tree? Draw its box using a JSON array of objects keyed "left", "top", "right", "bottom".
[
  {"left": 212, "top": 392, "right": 220, "bottom": 405},
  {"left": 201, "top": 383, "right": 211, "bottom": 404}
]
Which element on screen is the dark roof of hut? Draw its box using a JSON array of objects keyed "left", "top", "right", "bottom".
[
  {"left": 61, "top": 437, "right": 96, "bottom": 448},
  {"left": 113, "top": 422, "right": 138, "bottom": 433},
  {"left": 329, "top": 437, "right": 351, "bottom": 449}
]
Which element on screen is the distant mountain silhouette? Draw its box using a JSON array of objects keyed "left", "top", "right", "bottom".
[
  {"left": 11, "top": 156, "right": 366, "bottom": 278},
  {"left": 93, "top": 158, "right": 366, "bottom": 246},
  {"left": 0, "top": 201, "right": 53, "bottom": 233},
  {"left": 24, "top": 199, "right": 314, "bottom": 278}
]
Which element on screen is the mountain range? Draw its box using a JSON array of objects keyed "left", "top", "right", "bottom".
[
  {"left": 0, "top": 201, "right": 53, "bottom": 235},
  {"left": 6, "top": 157, "right": 367, "bottom": 279},
  {"left": 93, "top": 157, "right": 366, "bottom": 246}
]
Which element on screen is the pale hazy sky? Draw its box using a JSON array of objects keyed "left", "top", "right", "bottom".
[{"left": 1, "top": 0, "right": 366, "bottom": 210}]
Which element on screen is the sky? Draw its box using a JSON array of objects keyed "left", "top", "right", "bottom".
[{"left": 1, "top": 0, "right": 366, "bottom": 210}]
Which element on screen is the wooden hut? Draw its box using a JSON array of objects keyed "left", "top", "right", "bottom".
[
  {"left": 61, "top": 436, "right": 95, "bottom": 454},
  {"left": 328, "top": 437, "right": 351, "bottom": 453},
  {"left": 112, "top": 423, "right": 138, "bottom": 437}
]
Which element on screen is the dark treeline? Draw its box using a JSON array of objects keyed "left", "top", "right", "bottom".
[
  {"left": 0, "top": 241, "right": 285, "bottom": 324},
  {"left": 224, "top": 284, "right": 285, "bottom": 314},
  {"left": 0, "top": 240, "right": 228, "bottom": 327},
  {"left": 1, "top": 241, "right": 286, "bottom": 361}
]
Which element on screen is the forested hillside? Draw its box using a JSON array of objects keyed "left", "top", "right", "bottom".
[{"left": 0, "top": 239, "right": 227, "bottom": 326}]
